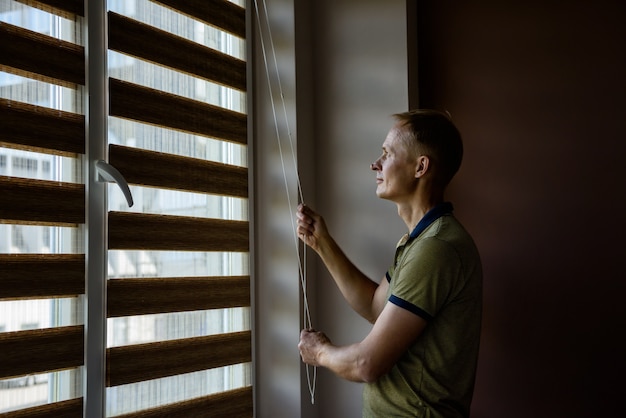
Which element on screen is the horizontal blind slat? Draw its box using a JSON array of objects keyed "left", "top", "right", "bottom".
[
  {"left": 0, "top": 326, "right": 84, "bottom": 379},
  {"left": 0, "top": 398, "right": 84, "bottom": 418},
  {"left": 0, "top": 22, "right": 84, "bottom": 86},
  {"left": 107, "top": 276, "right": 250, "bottom": 317},
  {"left": 108, "top": 212, "right": 249, "bottom": 252},
  {"left": 0, "top": 176, "right": 85, "bottom": 225},
  {"left": 108, "top": 12, "right": 246, "bottom": 92},
  {"left": 109, "top": 78, "right": 247, "bottom": 145},
  {"left": 0, "top": 254, "right": 85, "bottom": 300},
  {"left": 0, "top": 99, "right": 85, "bottom": 155},
  {"left": 152, "top": 0, "right": 246, "bottom": 39},
  {"left": 109, "top": 144, "right": 248, "bottom": 198},
  {"left": 18, "top": 0, "right": 85, "bottom": 18},
  {"left": 106, "top": 331, "right": 252, "bottom": 387},
  {"left": 112, "top": 386, "right": 252, "bottom": 418}
]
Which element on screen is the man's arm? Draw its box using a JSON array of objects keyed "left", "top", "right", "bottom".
[
  {"left": 297, "top": 204, "right": 386, "bottom": 322},
  {"left": 298, "top": 301, "right": 427, "bottom": 382}
]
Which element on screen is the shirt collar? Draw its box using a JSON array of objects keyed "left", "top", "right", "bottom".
[{"left": 407, "top": 201, "right": 454, "bottom": 241}]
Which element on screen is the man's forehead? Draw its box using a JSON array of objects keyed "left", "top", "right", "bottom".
[{"left": 382, "top": 126, "right": 404, "bottom": 148}]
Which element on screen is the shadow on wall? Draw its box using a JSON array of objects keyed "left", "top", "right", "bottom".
[{"left": 417, "top": 1, "right": 626, "bottom": 417}]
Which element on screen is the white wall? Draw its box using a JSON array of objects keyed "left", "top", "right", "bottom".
[
  {"left": 303, "top": 2, "right": 409, "bottom": 417},
  {"left": 252, "top": 0, "right": 302, "bottom": 417},
  {"left": 253, "top": 1, "right": 409, "bottom": 417}
]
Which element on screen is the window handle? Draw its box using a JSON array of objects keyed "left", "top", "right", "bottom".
[{"left": 95, "top": 160, "right": 134, "bottom": 207}]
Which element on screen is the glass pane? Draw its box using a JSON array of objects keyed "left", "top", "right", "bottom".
[
  {"left": 107, "top": 307, "right": 250, "bottom": 347},
  {"left": 108, "top": 51, "right": 246, "bottom": 112},
  {"left": 105, "top": 1, "right": 249, "bottom": 415},
  {"left": 108, "top": 251, "right": 249, "bottom": 278},
  {"left": 0, "top": 72, "right": 83, "bottom": 112},
  {"left": 109, "top": 185, "right": 247, "bottom": 221},
  {"left": 0, "top": 369, "right": 81, "bottom": 414},
  {"left": 107, "top": 0, "right": 245, "bottom": 60},
  {"left": 0, "top": 1, "right": 84, "bottom": 414},
  {"left": 0, "top": 299, "right": 81, "bottom": 331},
  {"left": 106, "top": 364, "right": 252, "bottom": 416},
  {"left": 0, "top": 147, "right": 81, "bottom": 182},
  {"left": 108, "top": 118, "right": 247, "bottom": 166},
  {"left": 0, "top": 0, "right": 82, "bottom": 44},
  {"left": 0, "top": 224, "right": 82, "bottom": 254},
  {"left": 0, "top": 1, "right": 83, "bottom": 112}
]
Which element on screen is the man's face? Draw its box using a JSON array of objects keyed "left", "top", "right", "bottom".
[{"left": 371, "top": 125, "right": 418, "bottom": 202}]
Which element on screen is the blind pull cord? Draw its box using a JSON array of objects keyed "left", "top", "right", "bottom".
[{"left": 254, "top": 0, "right": 317, "bottom": 404}]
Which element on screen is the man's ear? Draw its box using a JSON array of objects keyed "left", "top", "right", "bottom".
[{"left": 415, "top": 155, "right": 430, "bottom": 178}]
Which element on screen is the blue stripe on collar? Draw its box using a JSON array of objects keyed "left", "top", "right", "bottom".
[{"left": 408, "top": 202, "right": 454, "bottom": 241}]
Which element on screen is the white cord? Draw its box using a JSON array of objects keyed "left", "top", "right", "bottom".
[{"left": 253, "top": 0, "right": 317, "bottom": 404}]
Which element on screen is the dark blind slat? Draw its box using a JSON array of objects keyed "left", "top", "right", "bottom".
[
  {"left": 0, "top": 326, "right": 84, "bottom": 379},
  {"left": 0, "top": 22, "right": 84, "bottom": 86},
  {"left": 109, "top": 144, "right": 248, "bottom": 198},
  {"left": 0, "top": 254, "right": 85, "bottom": 300},
  {"left": 0, "top": 398, "right": 84, "bottom": 418},
  {"left": 0, "top": 176, "right": 85, "bottom": 225},
  {"left": 0, "top": 99, "right": 85, "bottom": 155},
  {"left": 152, "top": 0, "right": 246, "bottom": 39},
  {"left": 107, "top": 331, "right": 252, "bottom": 387},
  {"left": 112, "top": 387, "right": 252, "bottom": 418},
  {"left": 108, "top": 212, "right": 249, "bottom": 252},
  {"left": 108, "top": 12, "right": 246, "bottom": 92},
  {"left": 109, "top": 78, "right": 247, "bottom": 145},
  {"left": 107, "top": 276, "right": 250, "bottom": 318}
]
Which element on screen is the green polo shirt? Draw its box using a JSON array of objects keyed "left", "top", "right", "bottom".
[{"left": 363, "top": 205, "right": 482, "bottom": 417}]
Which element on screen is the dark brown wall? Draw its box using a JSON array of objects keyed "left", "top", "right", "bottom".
[{"left": 416, "top": 1, "right": 626, "bottom": 417}]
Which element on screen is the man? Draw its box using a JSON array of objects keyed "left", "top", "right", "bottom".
[{"left": 296, "top": 110, "right": 482, "bottom": 417}]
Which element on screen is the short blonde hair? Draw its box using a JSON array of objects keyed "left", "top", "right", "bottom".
[{"left": 393, "top": 109, "right": 463, "bottom": 188}]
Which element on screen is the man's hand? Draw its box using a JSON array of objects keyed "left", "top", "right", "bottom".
[
  {"left": 298, "top": 329, "right": 331, "bottom": 366},
  {"left": 296, "top": 303, "right": 428, "bottom": 383},
  {"left": 296, "top": 204, "right": 330, "bottom": 254}
]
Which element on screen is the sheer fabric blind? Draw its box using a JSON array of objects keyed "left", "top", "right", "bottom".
[
  {"left": 104, "top": 1, "right": 251, "bottom": 416},
  {"left": 0, "top": 0, "right": 85, "bottom": 416},
  {"left": 1, "top": 0, "right": 251, "bottom": 416}
]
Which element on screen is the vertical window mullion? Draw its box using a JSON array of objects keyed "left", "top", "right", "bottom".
[{"left": 84, "top": 0, "right": 108, "bottom": 416}]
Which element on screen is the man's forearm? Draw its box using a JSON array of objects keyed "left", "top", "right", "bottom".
[
  {"left": 316, "top": 236, "right": 380, "bottom": 323},
  {"left": 319, "top": 342, "right": 369, "bottom": 382}
]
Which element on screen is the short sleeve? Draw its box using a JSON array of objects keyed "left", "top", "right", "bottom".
[{"left": 389, "top": 237, "right": 462, "bottom": 320}]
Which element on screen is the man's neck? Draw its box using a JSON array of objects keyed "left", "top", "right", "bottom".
[{"left": 397, "top": 191, "right": 444, "bottom": 232}]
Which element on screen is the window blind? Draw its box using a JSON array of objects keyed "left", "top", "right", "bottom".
[
  {"left": 0, "top": 0, "right": 85, "bottom": 416},
  {"left": 104, "top": 1, "right": 251, "bottom": 417},
  {"left": 1, "top": 0, "right": 251, "bottom": 416}
]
